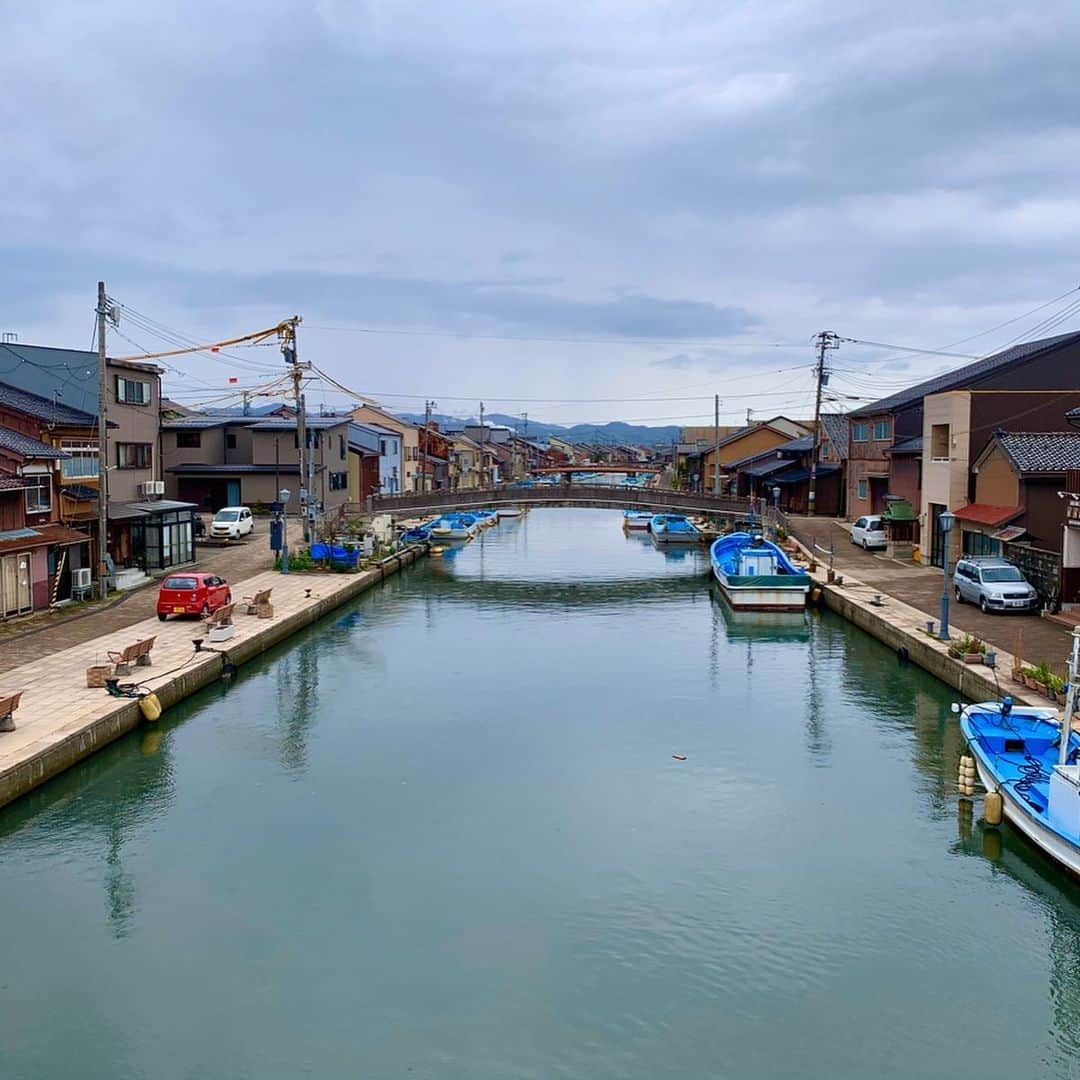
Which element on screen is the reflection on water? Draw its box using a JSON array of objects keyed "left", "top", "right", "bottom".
[{"left": 1, "top": 508, "right": 1078, "bottom": 1080}]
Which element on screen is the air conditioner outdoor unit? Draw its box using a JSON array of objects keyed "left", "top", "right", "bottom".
[{"left": 72, "top": 567, "right": 92, "bottom": 589}]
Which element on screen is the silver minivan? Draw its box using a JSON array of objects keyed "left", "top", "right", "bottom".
[{"left": 953, "top": 556, "right": 1038, "bottom": 613}]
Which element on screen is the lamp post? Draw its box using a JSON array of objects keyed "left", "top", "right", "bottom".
[
  {"left": 938, "top": 509, "right": 955, "bottom": 641},
  {"left": 279, "top": 488, "right": 291, "bottom": 574}
]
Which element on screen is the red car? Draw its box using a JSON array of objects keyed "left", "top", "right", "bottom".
[{"left": 156, "top": 572, "right": 232, "bottom": 621}]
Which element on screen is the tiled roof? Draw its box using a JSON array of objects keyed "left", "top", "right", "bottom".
[
  {"left": 953, "top": 503, "right": 1023, "bottom": 527},
  {"left": 819, "top": 413, "right": 849, "bottom": 460},
  {"left": 995, "top": 431, "right": 1080, "bottom": 473},
  {"left": 886, "top": 435, "right": 923, "bottom": 455},
  {"left": 0, "top": 380, "right": 97, "bottom": 426},
  {"left": 850, "top": 330, "right": 1080, "bottom": 417},
  {"left": 0, "top": 426, "right": 70, "bottom": 458}
]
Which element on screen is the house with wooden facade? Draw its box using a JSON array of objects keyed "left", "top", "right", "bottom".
[{"left": 846, "top": 330, "right": 1080, "bottom": 567}]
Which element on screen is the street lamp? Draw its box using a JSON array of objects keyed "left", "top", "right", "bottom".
[
  {"left": 279, "top": 488, "right": 291, "bottom": 574},
  {"left": 772, "top": 485, "right": 781, "bottom": 508},
  {"left": 938, "top": 509, "right": 955, "bottom": 641}
]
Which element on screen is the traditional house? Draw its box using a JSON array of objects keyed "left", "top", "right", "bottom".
[
  {"left": 450, "top": 434, "right": 482, "bottom": 490},
  {"left": 698, "top": 417, "right": 812, "bottom": 492},
  {"left": 347, "top": 423, "right": 381, "bottom": 505},
  {"left": 162, "top": 414, "right": 352, "bottom": 518},
  {"left": 350, "top": 404, "right": 423, "bottom": 491},
  {"left": 963, "top": 430, "right": 1080, "bottom": 603},
  {"left": 847, "top": 330, "right": 1080, "bottom": 566}
]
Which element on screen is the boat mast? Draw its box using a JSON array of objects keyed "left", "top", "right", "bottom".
[{"left": 1059, "top": 626, "right": 1080, "bottom": 767}]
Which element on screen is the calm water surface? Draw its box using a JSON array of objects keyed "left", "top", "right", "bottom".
[{"left": 2, "top": 509, "right": 1079, "bottom": 1079}]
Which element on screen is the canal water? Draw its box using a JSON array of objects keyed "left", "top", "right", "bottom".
[{"left": 2, "top": 509, "right": 1079, "bottom": 1079}]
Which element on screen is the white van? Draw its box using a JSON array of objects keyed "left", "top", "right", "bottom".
[
  {"left": 210, "top": 506, "right": 254, "bottom": 539},
  {"left": 850, "top": 514, "right": 887, "bottom": 550}
]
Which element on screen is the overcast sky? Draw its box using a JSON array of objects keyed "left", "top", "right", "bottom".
[{"left": 4, "top": 1, "right": 1078, "bottom": 426}]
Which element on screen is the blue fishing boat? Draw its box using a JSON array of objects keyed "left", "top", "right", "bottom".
[
  {"left": 958, "top": 639, "right": 1080, "bottom": 878},
  {"left": 471, "top": 509, "right": 498, "bottom": 528},
  {"left": 401, "top": 526, "right": 432, "bottom": 543},
  {"left": 430, "top": 513, "right": 479, "bottom": 540},
  {"left": 709, "top": 531, "right": 811, "bottom": 611},
  {"left": 650, "top": 513, "right": 701, "bottom": 543},
  {"left": 623, "top": 510, "right": 653, "bottom": 531}
]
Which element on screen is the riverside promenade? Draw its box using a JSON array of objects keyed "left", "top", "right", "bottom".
[{"left": 0, "top": 548, "right": 424, "bottom": 809}]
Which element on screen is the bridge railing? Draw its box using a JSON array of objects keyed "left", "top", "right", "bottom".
[{"left": 350, "top": 484, "right": 752, "bottom": 517}]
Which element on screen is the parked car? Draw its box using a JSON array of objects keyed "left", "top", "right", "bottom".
[
  {"left": 209, "top": 506, "right": 254, "bottom": 539},
  {"left": 953, "top": 557, "right": 1039, "bottom": 614},
  {"left": 850, "top": 514, "right": 887, "bottom": 550},
  {"left": 156, "top": 573, "right": 232, "bottom": 620}
]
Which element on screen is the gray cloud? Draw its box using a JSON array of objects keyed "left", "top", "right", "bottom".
[{"left": 2, "top": 0, "right": 1079, "bottom": 422}]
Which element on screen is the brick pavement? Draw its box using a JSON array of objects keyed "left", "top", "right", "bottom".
[
  {"left": 789, "top": 516, "right": 1075, "bottom": 677},
  {"left": 0, "top": 520, "right": 304, "bottom": 676}
]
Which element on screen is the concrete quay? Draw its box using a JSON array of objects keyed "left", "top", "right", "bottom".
[
  {"left": 806, "top": 561, "right": 1065, "bottom": 715},
  {"left": 0, "top": 547, "right": 424, "bottom": 810}
]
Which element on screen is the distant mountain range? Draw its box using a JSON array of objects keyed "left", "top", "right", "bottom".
[{"left": 397, "top": 412, "right": 681, "bottom": 447}]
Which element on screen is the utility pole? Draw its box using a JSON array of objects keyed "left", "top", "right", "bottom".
[
  {"left": 423, "top": 399, "right": 436, "bottom": 493},
  {"left": 746, "top": 407, "right": 752, "bottom": 426},
  {"left": 712, "top": 393, "right": 721, "bottom": 495},
  {"left": 280, "top": 317, "right": 311, "bottom": 540},
  {"left": 479, "top": 401, "right": 486, "bottom": 489},
  {"left": 242, "top": 390, "right": 251, "bottom": 416},
  {"left": 95, "top": 282, "right": 110, "bottom": 600},
  {"left": 808, "top": 330, "right": 840, "bottom": 517}
]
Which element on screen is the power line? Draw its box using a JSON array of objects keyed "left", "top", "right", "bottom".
[{"left": 305, "top": 323, "right": 807, "bottom": 348}]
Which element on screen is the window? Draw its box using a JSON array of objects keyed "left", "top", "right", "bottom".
[
  {"left": 25, "top": 474, "right": 51, "bottom": 513},
  {"left": 116, "top": 442, "right": 152, "bottom": 469},
  {"left": 379, "top": 439, "right": 387, "bottom": 456},
  {"left": 857, "top": 480, "right": 868, "bottom": 500},
  {"left": 60, "top": 439, "right": 98, "bottom": 478},
  {"left": 226, "top": 432, "right": 237, "bottom": 450},
  {"left": 116, "top": 376, "right": 151, "bottom": 405},
  {"left": 852, "top": 422, "right": 869, "bottom": 442},
  {"left": 176, "top": 431, "right": 201, "bottom": 448},
  {"left": 962, "top": 532, "right": 1002, "bottom": 558},
  {"left": 339, "top": 434, "right": 346, "bottom": 460},
  {"left": 328, "top": 471, "right": 348, "bottom": 491},
  {"left": 931, "top": 424, "right": 950, "bottom": 461},
  {"left": 820, "top": 440, "right": 831, "bottom": 461},
  {"left": 873, "top": 420, "right": 891, "bottom": 441}
]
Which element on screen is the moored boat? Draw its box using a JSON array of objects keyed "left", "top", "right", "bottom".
[
  {"left": 623, "top": 510, "right": 653, "bottom": 531},
  {"left": 497, "top": 507, "right": 523, "bottom": 519},
  {"left": 959, "top": 696, "right": 1080, "bottom": 878},
  {"left": 429, "top": 513, "right": 479, "bottom": 540},
  {"left": 709, "top": 531, "right": 810, "bottom": 611},
  {"left": 650, "top": 513, "right": 701, "bottom": 543}
]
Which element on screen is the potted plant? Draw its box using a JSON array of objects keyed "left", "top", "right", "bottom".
[
  {"left": 1019, "top": 665, "right": 1040, "bottom": 689},
  {"left": 1047, "top": 673, "right": 1067, "bottom": 705},
  {"left": 1030, "top": 662, "right": 1055, "bottom": 698},
  {"left": 948, "top": 634, "right": 987, "bottom": 664}
]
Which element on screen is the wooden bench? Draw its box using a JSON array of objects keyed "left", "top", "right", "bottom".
[
  {"left": 206, "top": 603, "right": 237, "bottom": 643},
  {"left": 107, "top": 637, "right": 156, "bottom": 675},
  {"left": 0, "top": 691, "right": 22, "bottom": 733},
  {"left": 205, "top": 603, "right": 235, "bottom": 627},
  {"left": 242, "top": 588, "right": 272, "bottom": 615}
]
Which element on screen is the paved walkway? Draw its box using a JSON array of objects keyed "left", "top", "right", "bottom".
[
  {"left": 0, "top": 552, "right": 417, "bottom": 807},
  {"left": 0, "top": 521, "right": 303, "bottom": 676},
  {"left": 790, "top": 516, "right": 1074, "bottom": 677}
]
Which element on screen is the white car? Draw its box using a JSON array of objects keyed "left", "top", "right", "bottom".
[
  {"left": 850, "top": 514, "right": 887, "bottom": 550},
  {"left": 209, "top": 506, "right": 254, "bottom": 539}
]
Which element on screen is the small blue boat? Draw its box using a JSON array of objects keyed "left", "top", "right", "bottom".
[
  {"left": 430, "top": 513, "right": 479, "bottom": 540},
  {"left": 623, "top": 510, "right": 653, "bottom": 531},
  {"left": 959, "top": 688, "right": 1080, "bottom": 878},
  {"left": 650, "top": 514, "right": 700, "bottom": 543},
  {"left": 710, "top": 532, "right": 810, "bottom": 611},
  {"left": 401, "top": 526, "right": 432, "bottom": 543}
]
